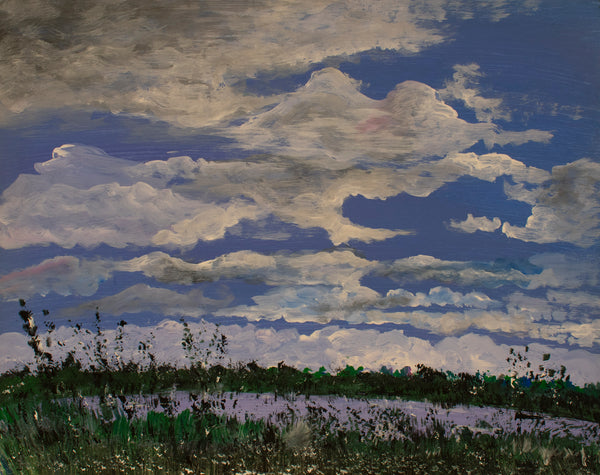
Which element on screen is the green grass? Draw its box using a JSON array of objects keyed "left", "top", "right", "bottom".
[
  {"left": 0, "top": 396, "right": 598, "bottom": 474},
  {"left": 1, "top": 363, "right": 599, "bottom": 474}
]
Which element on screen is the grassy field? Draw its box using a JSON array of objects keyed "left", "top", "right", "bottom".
[
  {"left": 1, "top": 301, "right": 598, "bottom": 473},
  {"left": 1, "top": 391, "right": 599, "bottom": 474}
]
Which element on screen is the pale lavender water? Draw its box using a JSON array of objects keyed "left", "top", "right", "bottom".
[{"left": 79, "top": 391, "right": 600, "bottom": 443}]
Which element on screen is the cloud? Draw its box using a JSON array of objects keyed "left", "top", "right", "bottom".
[
  {"left": 0, "top": 246, "right": 379, "bottom": 302},
  {"left": 505, "top": 292, "right": 565, "bottom": 322},
  {"left": 62, "top": 284, "right": 232, "bottom": 318},
  {"left": 2, "top": 319, "right": 598, "bottom": 385},
  {"left": 0, "top": 144, "right": 263, "bottom": 249},
  {"left": 385, "top": 254, "right": 533, "bottom": 288},
  {"left": 0, "top": 0, "right": 452, "bottom": 128},
  {"left": 444, "top": 153, "right": 600, "bottom": 246},
  {"left": 216, "top": 283, "right": 498, "bottom": 324},
  {"left": 0, "top": 332, "right": 32, "bottom": 372},
  {"left": 386, "top": 252, "right": 600, "bottom": 291},
  {"left": 227, "top": 68, "right": 551, "bottom": 163},
  {"left": 0, "top": 176, "right": 259, "bottom": 249},
  {"left": 411, "top": 0, "right": 541, "bottom": 22},
  {"left": 5, "top": 246, "right": 598, "bottom": 350},
  {"left": 211, "top": 279, "right": 600, "bottom": 347},
  {"left": 4, "top": 247, "right": 596, "bottom": 352},
  {"left": 123, "top": 251, "right": 505, "bottom": 324},
  {"left": 450, "top": 214, "right": 502, "bottom": 233},
  {"left": 441, "top": 152, "right": 550, "bottom": 184},
  {"left": 0, "top": 1, "right": 539, "bottom": 130},
  {"left": 439, "top": 64, "right": 509, "bottom": 122},
  {"left": 35, "top": 144, "right": 202, "bottom": 189},
  {"left": 216, "top": 285, "right": 377, "bottom": 324},
  {"left": 126, "top": 249, "right": 377, "bottom": 291},
  {"left": 0, "top": 50, "right": 558, "bottom": 250},
  {"left": 527, "top": 253, "right": 600, "bottom": 290},
  {"left": 546, "top": 290, "right": 600, "bottom": 308},
  {"left": 177, "top": 148, "right": 550, "bottom": 245},
  {"left": 2, "top": 0, "right": 595, "bottom": 385},
  {"left": 220, "top": 323, "right": 595, "bottom": 383},
  {"left": 0, "top": 256, "right": 113, "bottom": 300},
  {"left": 125, "top": 249, "right": 386, "bottom": 323},
  {"left": 384, "top": 287, "right": 497, "bottom": 310},
  {"left": 502, "top": 159, "right": 600, "bottom": 247},
  {"left": 6, "top": 248, "right": 596, "bottom": 326},
  {"left": 0, "top": 249, "right": 379, "bottom": 304},
  {"left": 151, "top": 202, "right": 263, "bottom": 249},
  {"left": 2, "top": 139, "right": 551, "bottom": 249},
  {"left": 503, "top": 289, "right": 599, "bottom": 327},
  {"left": 364, "top": 309, "right": 600, "bottom": 347},
  {"left": 162, "top": 154, "right": 410, "bottom": 245}
]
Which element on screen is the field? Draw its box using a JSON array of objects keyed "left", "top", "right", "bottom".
[{"left": 0, "top": 302, "right": 599, "bottom": 474}]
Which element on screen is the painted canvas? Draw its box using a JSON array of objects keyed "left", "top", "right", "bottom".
[{"left": 0, "top": 0, "right": 599, "bottom": 472}]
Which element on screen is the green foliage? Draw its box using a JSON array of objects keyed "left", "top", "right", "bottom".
[{"left": 0, "top": 396, "right": 598, "bottom": 474}]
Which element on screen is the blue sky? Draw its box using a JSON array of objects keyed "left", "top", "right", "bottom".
[{"left": 1, "top": 0, "right": 599, "bottom": 382}]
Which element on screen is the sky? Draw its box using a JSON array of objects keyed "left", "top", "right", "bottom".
[{"left": 1, "top": 0, "right": 599, "bottom": 383}]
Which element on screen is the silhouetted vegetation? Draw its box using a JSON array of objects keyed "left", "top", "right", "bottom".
[{"left": 3, "top": 302, "right": 600, "bottom": 421}]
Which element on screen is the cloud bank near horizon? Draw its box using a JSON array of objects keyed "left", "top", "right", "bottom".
[{"left": 1, "top": 318, "right": 597, "bottom": 385}]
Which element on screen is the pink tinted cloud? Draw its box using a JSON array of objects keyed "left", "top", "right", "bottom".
[{"left": 356, "top": 115, "right": 392, "bottom": 133}]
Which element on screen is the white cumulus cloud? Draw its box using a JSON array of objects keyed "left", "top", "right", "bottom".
[
  {"left": 450, "top": 214, "right": 502, "bottom": 233},
  {"left": 502, "top": 159, "right": 600, "bottom": 247},
  {"left": 439, "top": 63, "right": 509, "bottom": 123},
  {"left": 227, "top": 68, "right": 551, "bottom": 164},
  {"left": 0, "top": 177, "right": 244, "bottom": 249}
]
